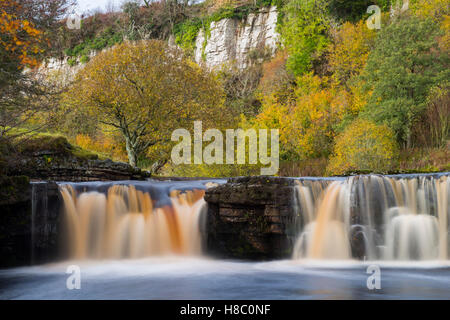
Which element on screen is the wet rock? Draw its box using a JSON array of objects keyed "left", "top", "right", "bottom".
[
  {"left": 204, "top": 176, "right": 298, "bottom": 260},
  {"left": 0, "top": 180, "right": 61, "bottom": 267},
  {"left": 349, "top": 225, "right": 367, "bottom": 260}
]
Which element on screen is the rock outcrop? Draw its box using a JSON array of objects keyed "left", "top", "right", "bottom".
[
  {"left": 195, "top": 6, "right": 279, "bottom": 69},
  {"left": 5, "top": 136, "right": 149, "bottom": 182},
  {"left": 0, "top": 179, "right": 61, "bottom": 267},
  {"left": 204, "top": 176, "right": 299, "bottom": 260}
]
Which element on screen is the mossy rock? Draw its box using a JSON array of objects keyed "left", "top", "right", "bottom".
[{"left": 16, "top": 135, "right": 98, "bottom": 160}]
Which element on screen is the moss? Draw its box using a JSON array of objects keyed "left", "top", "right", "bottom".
[
  {"left": 71, "top": 145, "right": 100, "bottom": 160},
  {"left": 13, "top": 134, "right": 99, "bottom": 161}
]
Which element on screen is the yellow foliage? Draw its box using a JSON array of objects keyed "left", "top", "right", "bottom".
[
  {"left": 63, "top": 40, "right": 227, "bottom": 167},
  {"left": 327, "top": 119, "right": 398, "bottom": 175},
  {"left": 411, "top": 0, "right": 449, "bottom": 21},
  {"left": 75, "top": 134, "right": 128, "bottom": 162},
  {"left": 328, "top": 20, "right": 376, "bottom": 86},
  {"left": 251, "top": 73, "right": 355, "bottom": 160}
]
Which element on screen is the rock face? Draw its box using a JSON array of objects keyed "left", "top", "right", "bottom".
[
  {"left": 0, "top": 180, "right": 61, "bottom": 267},
  {"left": 40, "top": 7, "right": 279, "bottom": 76},
  {"left": 204, "top": 176, "right": 299, "bottom": 260},
  {"left": 194, "top": 6, "right": 279, "bottom": 69},
  {"left": 0, "top": 176, "right": 32, "bottom": 267}
]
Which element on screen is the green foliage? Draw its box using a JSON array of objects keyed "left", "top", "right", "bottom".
[
  {"left": 173, "top": 18, "right": 203, "bottom": 55},
  {"left": 67, "top": 57, "right": 77, "bottom": 66},
  {"left": 164, "top": 163, "right": 261, "bottom": 178},
  {"left": 64, "top": 28, "right": 123, "bottom": 58},
  {"left": 327, "top": 119, "right": 398, "bottom": 175},
  {"left": 360, "top": 15, "right": 449, "bottom": 147},
  {"left": 80, "top": 55, "right": 90, "bottom": 64},
  {"left": 279, "top": 0, "right": 331, "bottom": 76}
]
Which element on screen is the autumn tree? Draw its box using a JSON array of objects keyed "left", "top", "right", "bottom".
[
  {"left": 250, "top": 73, "right": 350, "bottom": 161},
  {"left": 327, "top": 119, "right": 397, "bottom": 175},
  {"left": 62, "top": 40, "right": 226, "bottom": 169},
  {"left": 0, "top": 0, "right": 67, "bottom": 139},
  {"left": 328, "top": 20, "right": 376, "bottom": 87}
]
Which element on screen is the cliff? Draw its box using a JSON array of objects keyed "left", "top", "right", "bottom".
[
  {"left": 194, "top": 6, "right": 279, "bottom": 69},
  {"left": 41, "top": 6, "right": 279, "bottom": 77}
]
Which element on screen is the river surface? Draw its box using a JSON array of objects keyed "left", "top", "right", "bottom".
[{"left": 1, "top": 258, "right": 449, "bottom": 300}]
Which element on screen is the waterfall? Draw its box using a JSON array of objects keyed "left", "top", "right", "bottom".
[
  {"left": 292, "top": 174, "right": 450, "bottom": 261},
  {"left": 59, "top": 183, "right": 208, "bottom": 259}
]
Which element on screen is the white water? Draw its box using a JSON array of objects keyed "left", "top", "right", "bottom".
[{"left": 293, "top": 175, "right": 450, "bottom": 261}]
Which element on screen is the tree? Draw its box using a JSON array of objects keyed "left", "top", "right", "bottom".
[
  {"left": 62, "top": 40, "right": 226, "bottom": 168},
  {"left": 279, "top": 0, "right": 331, "bottom": 76},
  {"left": 360, "top": 15, "right": 449, "bottom": 147},
  {"left": 218, "top": 46, "right": 272, "bottom": 118},
  {"left": 328, "top": 20, "right": 376, "bottom": 86},
  {"left": 0, "top": 0, "right": 67, "bottom": 139},
  {"left": 251, "top": 73, "right": 350, "bottom": 161},
  {"left": 411, "top": 0, "right": 449, "bottom": 21},
  {"left": 412, "top": 83, "right": 449, "bottom": 148},
  {"left": 327, "top": 119, "right": 397, "bottom": 175}
]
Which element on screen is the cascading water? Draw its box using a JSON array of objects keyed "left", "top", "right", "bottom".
[
  {"left": 292, "top": 174, "right": 450, "bottom": 261},
  {"left": 59, "top": 182, "right": 212, "bottom": 259},
  {"left": 57, "top": 174, "right": 449, "bottom": 262}
]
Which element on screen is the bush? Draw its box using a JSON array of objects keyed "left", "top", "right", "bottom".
[
  {"left": 80, "top": 55, "right": 90, "bottom": 64},
  {"left": 67, "top": 57, "right": 78, "bottom": 66},
  {"left": 327, "top": 119, "right": 398, "bottom": 175}
]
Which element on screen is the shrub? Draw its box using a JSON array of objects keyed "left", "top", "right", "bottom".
[
  {"left": 80, "top": 55, "right": 90, "bottom": 64},
  {"left": 67, "top": 57, "right": 78, "bottom": 66},
  {"left": 327, "top": 119, "right": 398, "bottom": 175}
]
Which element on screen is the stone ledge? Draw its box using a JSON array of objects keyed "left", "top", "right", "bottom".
[{"left": 204, "top": 176, "right": 298, "bottom": 260}]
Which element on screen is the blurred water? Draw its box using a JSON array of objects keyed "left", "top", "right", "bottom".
[{"left": 1, "top": 258, "right": 449, "bottom": 300}]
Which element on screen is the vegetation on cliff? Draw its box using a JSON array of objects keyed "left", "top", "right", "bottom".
[{"left": 1, "top": 0, "right": 448, "bottom": 178}]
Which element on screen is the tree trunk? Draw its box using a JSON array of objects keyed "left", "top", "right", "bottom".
[{"left": 125, "top": 137, "right": 138, "bottom": 167}]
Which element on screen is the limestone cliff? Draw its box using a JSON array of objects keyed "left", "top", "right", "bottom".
[
  {"left": 40, "top": 6, "right": 279, "bottom": 77},
  {"left": 194, "top": 6, "right": 279, "bottom": 69}
]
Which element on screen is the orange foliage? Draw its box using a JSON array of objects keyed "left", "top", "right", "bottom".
[
  {"left": 251, "top": 74, "right": 352, "bottom": 160},
  {"left": 75, "top": 134, "right": 128, "bottom": 162},
  {"left": 258, "top": 50, "right": 293, "bottom": 101},
  {"left": 0, "top": 0, "right": 42, "bottom": 68}
]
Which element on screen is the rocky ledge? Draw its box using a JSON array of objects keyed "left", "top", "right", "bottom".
[
  {"left": 204, "top": 176, "right": 300, "bottom": 260},
  {"left": 4, "top": 136, "right": 149, "bottom": 181}
]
